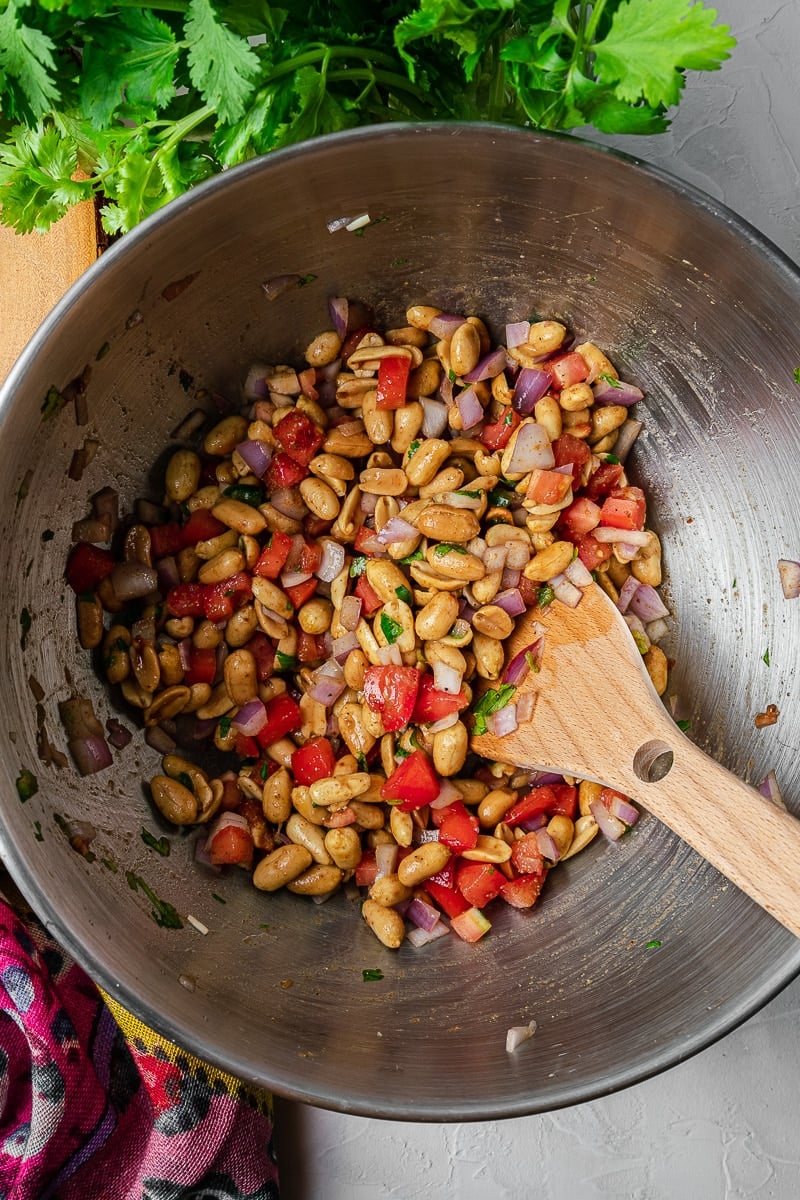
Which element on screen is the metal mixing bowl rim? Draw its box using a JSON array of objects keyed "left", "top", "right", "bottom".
[{"left": 2, "top": 120, "right": 800, "bottom": 1120}]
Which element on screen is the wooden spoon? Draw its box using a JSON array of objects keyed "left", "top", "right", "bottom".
[{"left": 471, "top": 583, "right": 800, "bottom": 938}]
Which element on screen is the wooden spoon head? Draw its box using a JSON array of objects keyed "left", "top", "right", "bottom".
[{"left": 471, "top": 584, "right": 672, "bottom": 795}]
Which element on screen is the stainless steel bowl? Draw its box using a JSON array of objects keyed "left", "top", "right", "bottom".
[{"left": 1, "top": 124, "right": 799, "bottom": 1121}]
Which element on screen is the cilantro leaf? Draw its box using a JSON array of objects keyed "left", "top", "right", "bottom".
[
  {"left": 0, "top": 124, "right": 91, "bottom": 234},
  {"left": 471, "top": 684, "right": 516, "bottom": 736},
  {"left": 184, "top": 0, "right": 261, "bottom": 125},
  {"left": 594, "top": 0, "right": 735, "bottom": 110},
  {"left": 0, "top": 0, "right": 60, "bottom": 121},
  {"left": 380, "top": 612, "right": 404, "bottom": 644},
  {"left": 79, "top": 9, "right": 180, "bottom": 127}
]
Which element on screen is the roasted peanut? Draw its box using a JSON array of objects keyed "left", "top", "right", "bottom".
[
  {"left": 397, "top": 842, "right": 452, "bottom": 886},
  {"left": 253, "top": 844, "right": 313, "bottom": 891},
  {"left": 362, "top": 898, "right": 405, "bottom": 949}
]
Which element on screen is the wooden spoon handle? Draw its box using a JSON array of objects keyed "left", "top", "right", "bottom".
[{"left": 629, "top": 732, "right": 800, "bottom": 938}]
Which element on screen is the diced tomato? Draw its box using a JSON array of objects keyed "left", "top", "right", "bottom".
[
  {"left": 298, "top": 367, "right": 318, "bottom": 400},
  {"left": 353, "top": 525, "right": 387, "bottom": 556},
  {"left": 148, "top": 522, "right": 185, "bottom": 560},
  {"left": 450, "top": 906, "right": 492, "bottom": 942},
  {"left": 545, "top": 351, "right": 589, "bottom": 390},
  {"left": 203, "top": 571, "right": 252, "bottom": 622},
  {"left": 284, "top": 577, "right": 317, "bottom": 609},
  {"left": 375, "top": 354, "right": 412, "bottom": 410},
  {"left": 266, "top": 450, "right": 308, "bottom": 491},
  {"left": 341, "top": 324, "right": 374, "bottom": 362},
  {"left": 412, "top": 674, "right": 468, "bottom": 724},
  {"left": 297, "top": 630, "right": 327, "bottom": 664},
  {"left": 505, "top": 783, "right": 578, "bottom": 827},
  {"left": 354, "top": 573, "right": 383, "bottom": 616},
  {"left": 573, "top": 531, "right": 613, "bottom": 571},
  {"left": 525, "top": 467, "right": 574, "bottom": 507},
  {"left": 427, "top": 857, "right": 457, "bottom": 889},
  {"left": 510, "top": 832, "right": 546, "bottom": 876},
  {"left": 552, "top": 432, "right": 592, "bottom": 479},
  {"left": 247, "top": 632, "right": 275, "bottom": 682},
  {"left": 584, "top": 461, "right": 623, "bottom": 501},
  {"left": 253, "top": 530, "right": 293, "bottom": 579},
  {"left": 65, "top": 542, "right": 116, "bottom": 594},
  {"left": 180, "top": 508, "right": 227, "bottom": 546},
  {"left": 254, "top": 693, "right": 302, "bottom": 749},
  {"left": 424, "top": 879, "right": 471, "bottom": 919},
  {"left": 207, "top": 822, "right": 254, "bottom": 867},
  {"left": 456, "top": 860, "right": 504, "bottom": 909},
  {"left": 599, "top": 495, "right": 645, "bottom": 531},
  {"left": 481, "top": 407, "right": 520, "bottom": 451},
  {"left": 234, "top": 733, "right": 260, "bottom": 759},
  {"left": 183, "top": 645, "right": 217, "bottom": 687},
  {"left": 292, "top": 736, "right": 337, "bottom": 785},
  {"left": 354, "top": 849, "right": 379, "bottom": 888},
  {"left": 363, "top": 666, "right": 420, "bottom": 733},
  {"left": 381, "top": 749, "right": 440, "bottom": 811},
  {"left": 299, "top": 539, "right": 323, "bottom": 574},
  {"left": 517, "top": 574, "right": 541, "bottom": 608},
  {"left": 166, "top": 582, "right": 207, "bottom": 618},
  {"left": 436, "top": 801, "right": 480, "bottom": 855},
  {"left": 273, "top": 408, "right": 324, "bottom": 467},
  {"left": 499, "top": 873, "right": 545, "bottom": 909},
  {"left": 559, "top": 496, "right": 602, "bottom": 538}
]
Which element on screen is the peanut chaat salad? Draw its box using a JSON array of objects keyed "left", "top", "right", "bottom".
[{"left": 65, "top": 299, "right": 671, "bottom": 948}]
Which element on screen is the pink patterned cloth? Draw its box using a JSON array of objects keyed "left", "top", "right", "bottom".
[{"left": 0, "top": 892, "right": 280, "bottom": 1199}]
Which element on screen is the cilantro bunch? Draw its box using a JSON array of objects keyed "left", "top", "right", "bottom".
[{"left": 0, "top": 0, "right": 735, "bottom": 236}]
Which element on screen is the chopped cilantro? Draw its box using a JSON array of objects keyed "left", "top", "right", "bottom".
[
  {"left": 223, "top": 483, "right": 263, "bottom": 506},
  {"left": 41, "top": 385, "right": 66, "bottom": 420},
  {"left": 406, "top": 439, "right": 422, "bottom": 459},
  {"left": 125, "top": 872, "right": 183, "bottom": 929},
  {"left": 448, "top": 369, "right": 456, "bottom": 382},
  {"left": 457, "top": 488, "right": 483, "bottom": 499},
  {"left": 95, "top": 341, "right": 111, "bottom": 361},
  {"left": 731, "top": 578, "right": 737, "bottom": 588},
  {"left": 538, "top": 584, "right": 555, "bottom": 608},
  {"left": 632, "top": 630, "right": 649, "bottom": 655},
  {"left": 141, "top": 827, "right": 171, "bottom": 857},
  {"left": 349, "top": 555, "right": 368, "bottom": 577},
  {"left": 362, "top": 968, "right": 384, "bottom": 982},
  {"left": 597, "top": 373, "right": 622, "bottom": 388},
  {"left": 212, "top": 892, "right": 226, "bottom": 904},
  {"left": 676, "top": 718, "right": 691, "bottom": 732},
  {"left": 259, "top": 761, "right": 270, "bottom": 780},
  {"left": 391, "top": 257, "right": 409, "bottom": 267},
  {"left": 433, "top": 543, "right": 467, "bottom": 557},
  {"left": 380, "top": 612, "right": 404, "bottom": 644},
  {"left": 471, "top": 684, "right": 517, "bottom": 736},
  {"left": 762, "top": 648, "right": 770, "bottom": 666},
  {"left": 399, "top": 548, "right": 424, "bottom": 564},
  {"left": 16, "top": 769, "right": 38, "bottom": 802},
  {"left": 793, "top": 368, "right": 800, "bottom": 385},
  {"left": 394, "top": 744, "right": 412, "bottom": 760},
  {"left": 604, "top": 453, "right": 620, "bottom": 464},
  {"left": 298, "top": 273, "right": 317, "bottom": 286},
  {"left": 488, "top": 487, "right": 512, "bottom": 508},
  {"left": 524, "top": 650, "right": 540, "bottom": 673},
  {"left": 356, "top": 752, "right": 368, "bottom": 772},
  {"left": 395, "top": 585, "right": 413, "bottom": 605},
  {"left": 645, "top": 940, "right": 662, "bottom": 949},
  {"left": 176, "top": 771, "right": 194, "bottom": 790},
  {"left": 275, "top": 652, "right": 298, "bottom": 670},
  {"left": 218, "top": 715, "right": 232, "bottom": 737}
]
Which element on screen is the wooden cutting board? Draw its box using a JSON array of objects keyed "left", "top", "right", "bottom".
[{"left": 0, "top": 200, "right": 99, "bottom": 382}]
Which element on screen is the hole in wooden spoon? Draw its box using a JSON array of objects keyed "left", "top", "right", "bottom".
[{"left": 633, "top": 739, "right": 674, "bottom": 783}]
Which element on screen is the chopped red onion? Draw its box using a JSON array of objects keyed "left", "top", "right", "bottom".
[
  {"left": 297, "top": 367, "right": 318, "bottom": 400},
  {"left": 506, "top": 1020, "right": 537, "bottom": 1052},
  {"left": 518, "top": 811, "right": 549, "bottom": 833},
  {"left": 512, "top": 367, "right": 550, "bottom": 414},
  {"left": 493, "top": 587, "right": 526, "bottom": 617},
  {"left": 590, "top": 798, "right": 627, "bottom": 841},
  {"left": 111, "top": 561, "right": 158, "bottom": 602},
  {"left": 68, "top": 734, "right": 113, "bottom": 776},
  {"left": 778, "top": 559, "right": 800, "bottom": 599},
  {"left": 243, "top": 364, "right": 270, "bottom": 400},
  {"left": 616, "top": 575, "right": 641, "bottom": 614},
  {"left": 207, "top": 811, "right": 250, "bottom": 845},
  {"left": 483, "top": 544, "right": 508, "bottom": 573},
  {"left": 455, "top": 385, "right": 483, "bottom": 429},
  {"left": 421, "top": 397, "right": 449, "bottom": 438},
  {"left": 328, "top": 295, "right": 348, "bottom": 339},
  {"left": 592, "top": 378, "right": 644, "bottom": 407},
  {"left": 564, "top": 557, "right": 593, "bottom": 588},
  {"left": 375, "top": 842, "right": 399, "bottom": 878},
  {"left": 504, "top": 421, "right": 555, "bottom": 474},
  {"left": 428, "top": 312, "right": 465, "bottom": 339},
  {"left": 645, "top": 617, "right": 670, "bottom": 644},
  {"left": 340, "top": 594, "right": 362, "bottom": 631},
  {"left": 353, "top": 529, "right": 386, "bottom": 556},
  {"left": 270, "top": 487, "right": 306, "bottom": 520},
  {"left": 464, "top": 347, "right": 508, "bottom": 382},
  {"left": 486, "top": 702, "right": 518, "bottom": 737},
  {"left": 534, "top": 827, "right": 560, "bottom": 862},
  {"left": 332, "top": 631, "right": 360, "bottom": 663},
  {"left": 438, "top": 490, "right": 483, "bottom": 510},
  {"left": 281, "top": 569, "right": 312, "bottom": 589},
  {"left": 430, "top": 778, "right": 463, "bottom": 810},
  {"left": 592, "top": 527, "right": 650, "bottom": 546},
  {"left": 613, "top": 418, "right": 643, "bottom": 463},
  {"left": 235, "top": 438, "right": 272, "bottom": 478},
  {"left": 624, "top": 612, "right": 650, "bottom": 651},
  {"left": 231, "top": 698, "right": 268, "bottom": 737},
  {"left": 262, "top": 274, "right": 301, "bottom": 301},
  {"left": 432, "top": 661, "right": 463, "bottom": 695},
  {"left": 427, "top": 711, "right": 460, "bottom": 734},
  {"left": 326, "top": 216, "right": 353, "bottom": 233},
  {"left": 191, "top": 716, "right": 217, "bottom": 741},
  {"left": 501, "top": 567, "right": 521, "bottom": 589},
  {"left": 194, "top": 832, "right": 222, "bottom": 872},
  {"left": 407, "top": 896, "right": 441, "bottom": 932},
  {"left": 157, "top": 555, "right": 181, "bottom": 593},
  {"left": 516, "top": 691, "right": 536, "bottom": 723},
  {"left": 759, "top": 769, "right": 786, "bottom": 810},
  {"left": 407, "top": 922, "right": 450, "bottom": 948},
  {"left": 505, "top": 541, "right": 531, "bottom": 571},
  {"left": 178, "top": 638, "right": 192, "bottom": 671},
  {"left": 131, "top": 615, "right": 156, "bottom": 643},
  {"left": 307, "top": 659, "right": 346, "bottom": 705},
  {"left": 551, "top": 576, "right": 583, "bottom": 608},
  {"left": 503, "top": 639, "right": 542, "bottom": 686},
  {"left": 505, "top": 321, "right": 530, "bottom": 348},
  {"left": 607, "top": 794, "right": 639, "bottom": 827},
  {"left": 629, "top": 583, "right": 669, "bottom": 623},
  {"left": 438, "top": 373, "right": 454, "bottom": 406},
  {"left": 377, "top": 515, "right": 418, "bottom": 545},
  {"left": 317, "top": 538, "right": 346, "bottom": 582},
  {"left": 377, "top": 643, "right": 403, "bottom": 666},
  {"left": 106, "top": 718, "right": 132, "bottom": 749}
]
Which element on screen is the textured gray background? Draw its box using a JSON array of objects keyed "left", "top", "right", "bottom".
[{"left": 275, "top": 2, "right": 800, "bottom": 1195}]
